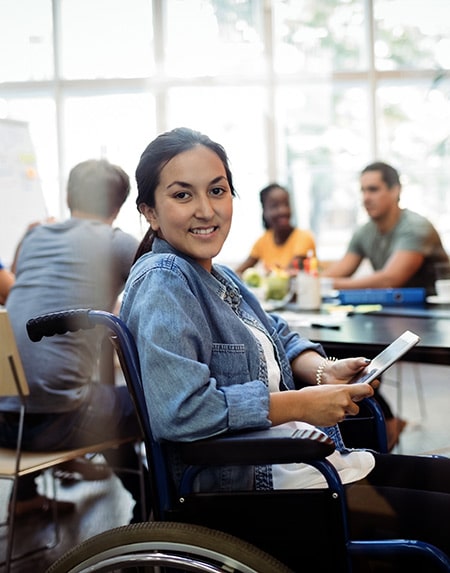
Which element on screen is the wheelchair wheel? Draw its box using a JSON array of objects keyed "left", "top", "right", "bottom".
[{"left": 45, "top": 521, "right": 293, "bottom": 573}]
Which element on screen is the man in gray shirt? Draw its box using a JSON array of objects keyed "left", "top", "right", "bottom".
[
  {"left": 0, "top": 159, "right": 149, "bottom": 522},
  {"left": 324, "top": 161, "right": 449, "bottom": 450},
  {"left": 324, "top": 161, "right": 449, "bottom": 296}
]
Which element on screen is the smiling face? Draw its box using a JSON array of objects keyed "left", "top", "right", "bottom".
[
  {"left": 140, "top": 145, "right": 233, "bottom": 272},
  {"left": 262, "top": 186, "right": 292, "bottom": 232}
]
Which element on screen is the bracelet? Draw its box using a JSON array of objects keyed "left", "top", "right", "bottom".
[{"left": 316, "top": 357, "right": 338, "bottom": 385}]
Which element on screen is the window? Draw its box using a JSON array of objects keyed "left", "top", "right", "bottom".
[
  {"left": 59, "top": 0, "right": 154, "bottom": 79},
  {"left": 273, "top": 0, "right": 367, "bottom": 73},
  {"left": 1, "top": 0, "right": 449, "bottom": 267},
  {"left": 164, "top": 0, "right": 265, "bottom": 77},
  {"left": 0, "top": 0, "right": 53, "bottom": 82},
  {"left": 374, "top": 0, "right": 450, "bottom": 70}
]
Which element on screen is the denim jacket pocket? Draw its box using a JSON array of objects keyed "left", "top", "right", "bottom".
[{"left": 210, "top": 343, "right": 251, "bottom": 386}]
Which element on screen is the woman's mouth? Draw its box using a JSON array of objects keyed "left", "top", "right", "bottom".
[{"left": 190, "top": 226, "right": 217, "bottom": 235}]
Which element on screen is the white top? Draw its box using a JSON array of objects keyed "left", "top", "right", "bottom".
[{"left": 247, "top": 323, "right": 375, "bottom": 489}]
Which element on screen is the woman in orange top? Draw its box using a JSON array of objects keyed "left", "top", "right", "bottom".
[{"left": 236, "top": 183, "right": 316, "bottom": 275}]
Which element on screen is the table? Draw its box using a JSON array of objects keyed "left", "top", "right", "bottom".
[
  {"left": 279, "top": 303, "right": 450, "bottom": 449},
  {"left": 282, "top": 306, "right": 450, "bottom": 366}
]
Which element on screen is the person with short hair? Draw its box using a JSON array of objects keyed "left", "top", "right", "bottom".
[
  {"left": 0, "top": 158, "right": 150, "bottom": 522},
  {"left": 323, "top": 161, "right": 449, "bottom": 295},
  {"left": 323, "top": 161, "right": 450, "bottom": 450}
]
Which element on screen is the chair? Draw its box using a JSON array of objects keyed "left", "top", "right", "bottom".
[
  {"left": 0, "top": 309, "right": 146, "bottom": 572},
  {"left": 387, "top": 361, "right": 427, "bottom": 420},
  {"left": 26, "top": 309, "right": 450, "bottom": 573}
]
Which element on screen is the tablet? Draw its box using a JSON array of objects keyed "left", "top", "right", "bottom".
[{"left": 351, "top": 330, "right": 420, "bottom": 386}]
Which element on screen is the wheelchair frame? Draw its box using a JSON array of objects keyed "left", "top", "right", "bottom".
[{"left": 26, "top": 309, "right": 450, "bottom": 573}]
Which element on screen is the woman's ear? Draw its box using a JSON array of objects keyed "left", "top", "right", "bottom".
[{"left": 139, "top": 203, "right": 159, "bottom": 230}]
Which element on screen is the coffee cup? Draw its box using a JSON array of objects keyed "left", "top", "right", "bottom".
[
  {"left": 435, "top": 279, "right": 450, "bottom": 300},
  {"left": 320, "top": 277, "right": 335, "bottom": 298},
  {"left": 434, "top": 262, "right": 450, "bottom": 281}
]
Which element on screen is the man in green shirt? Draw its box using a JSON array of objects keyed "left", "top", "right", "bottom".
[
  {"left": 324, "top": 161, "right": 449, "bottom": 296},
  {"left": 324, "top": 161, "right": 449, "bottom": 450}
]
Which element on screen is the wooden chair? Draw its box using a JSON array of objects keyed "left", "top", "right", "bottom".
[{"left": 0, "top": 309, "right": 145, "bottom": 572}]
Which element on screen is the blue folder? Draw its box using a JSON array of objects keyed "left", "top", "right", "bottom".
[{"left": 338, "top": 288, "right": 426, "bottom": 306}]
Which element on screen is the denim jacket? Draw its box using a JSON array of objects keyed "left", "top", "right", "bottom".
[{"left": 121, "top": 238, "right": 340, "bottom": 492}]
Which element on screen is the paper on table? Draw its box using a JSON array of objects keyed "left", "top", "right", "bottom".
[
  {"left": 276, "top": 310, "right": 348, "bottom": 328},
  {"left": 322, "top": 303, "right": 383, "bottom": 314},
  {"left": 276, "top": 302, "right": 382, "bottom": 328}
]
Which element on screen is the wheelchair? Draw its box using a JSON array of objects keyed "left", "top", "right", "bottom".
[{"left": 26, "top": 309, "right": 450, "bottom": 573}]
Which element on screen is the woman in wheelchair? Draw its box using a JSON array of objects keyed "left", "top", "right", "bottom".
[{"left": 120, "top": 127, "right": 450, "bottom": 559}]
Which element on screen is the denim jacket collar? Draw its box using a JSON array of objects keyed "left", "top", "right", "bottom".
[{"left": 152, "top": 237, "right": 243, "bottom": 311}]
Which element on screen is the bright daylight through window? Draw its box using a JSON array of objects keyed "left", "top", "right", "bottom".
[{"left": 0, "top": 0, "right": 449, "bottom": 267}]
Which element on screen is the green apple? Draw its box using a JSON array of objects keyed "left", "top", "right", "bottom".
[
  {"left": 266, "top": 271, "right": 290, "bottom": 300},
  {"left": 242, "top": 267, "right": 263, "bottom": 288}
]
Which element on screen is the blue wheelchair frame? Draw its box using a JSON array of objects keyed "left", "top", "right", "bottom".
[{"left": 27, "top": 309, "right": 450, "bottom": 572}]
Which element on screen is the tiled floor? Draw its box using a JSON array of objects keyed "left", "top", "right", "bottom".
[
  {"left": 381, "top": 361, "right": 450, "bottom": 456},
  {"left": 0, "top": 471, "right": 132, "bottom": 573},
  {"left": 1, "top": 360, "right": 449, "bottom": 572}
]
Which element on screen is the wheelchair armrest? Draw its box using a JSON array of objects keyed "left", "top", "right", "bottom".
[{"left": 177, "top": 426, "right": 335, "bottom": 466}]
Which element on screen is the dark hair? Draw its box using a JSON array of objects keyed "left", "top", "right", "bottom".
[
  {"left": 361, "top": 162, "right": 401, "bottom": 188},
  {"left": 259, "top": 183, "right": 289, "bottom": 229},
  {"left": 67, "top": 159, "right": 130, "bottom": 218},
  {"left": 134, "top": 127, "right": 236, "bottom": 259}
]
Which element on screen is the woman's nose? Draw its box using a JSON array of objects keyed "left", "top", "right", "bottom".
[{"left": 195, "top": 196, "right": 214, "bottom": 218}]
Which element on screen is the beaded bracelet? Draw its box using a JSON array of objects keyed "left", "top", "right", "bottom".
[{"left": 316, "top": 357, "right": 338, "bottom": 385}]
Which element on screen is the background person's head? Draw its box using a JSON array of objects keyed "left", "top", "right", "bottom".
[
  {"left": 361, "top": 162, "right": 401, "bottom": 189},
  {"left": 360, "top": 161, "right": 401, "bottom": 220},
  {"left": 67, "top": 159, "right": 130, "bottom": 221},
  {"left": 259, "top": 183, "right": 292, "bottom": 231}
]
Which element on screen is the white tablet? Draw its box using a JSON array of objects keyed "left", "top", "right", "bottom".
[{"left": 352, "top": 330, "right": 420, "bottom": 386}]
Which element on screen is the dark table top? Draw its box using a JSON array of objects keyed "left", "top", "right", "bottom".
[{"left": 282, "top": 305, "right": 450, "bottom": 365}]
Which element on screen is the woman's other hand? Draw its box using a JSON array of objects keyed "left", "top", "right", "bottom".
[
  {"left": 269, "top": 381, "right": 375, "bottom": 427},
  {"left": 321, "top": 357, "right": 380, "bottom": 388}
]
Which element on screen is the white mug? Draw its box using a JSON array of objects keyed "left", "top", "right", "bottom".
[
  {"left": 435, "top": 279, "right": 450, "bottom": 299},
  {"left": 296, "top": 272, "right": 321, "bottom": 310}
]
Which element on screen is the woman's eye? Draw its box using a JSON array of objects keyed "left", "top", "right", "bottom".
[
  {"left": 174, "top": 191, "right": 190, "bottom": 200},
  {"left": 210, "top": 187, "right": 225, "bottom": 196}
]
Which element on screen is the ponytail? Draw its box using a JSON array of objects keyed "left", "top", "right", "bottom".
[{"left": 133, "top": 227, "right": 155, "bottom": 264}]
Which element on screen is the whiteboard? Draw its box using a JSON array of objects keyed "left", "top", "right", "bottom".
[{"left": 0, "top": 119, "right": 48, "bottom": 267}]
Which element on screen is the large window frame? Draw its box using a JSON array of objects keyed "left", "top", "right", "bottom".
[{"left": 0, "top": 0, "right": 449, "bottom": 267}]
